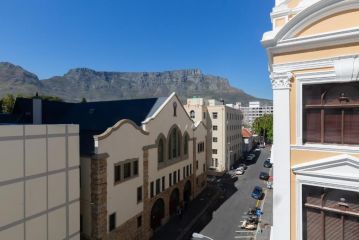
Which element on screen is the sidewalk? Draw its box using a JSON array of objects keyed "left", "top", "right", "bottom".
[
  {"left": 256, "top": 170, "right": 273, "bottom": 240},
  {"left": 152, "top": 185, "right": 220, "bottom": 240}
]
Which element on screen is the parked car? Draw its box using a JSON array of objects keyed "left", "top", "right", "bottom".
[
  {"left": 230, "top": 174, "right": 238, "bottom": 182},
  {"left": 238, "top": 163, "right": 247, "bottom": 170},
  {"left": 235, "top": 167, "right": 245, "bottom": 175},
  {"left": 207, "top": 176, "right": 216, "bottom": 183},
  {"left": 246, "top": 155, "right": 254, "bottom": 161},
  {"left": 251, "top": 186, "right": 263, "bottom": 199},
  {"left": 259, "top": 172, "right": 270, "bottom": 180},
  {"left": 263, "top": 159, "right": 272, "bottom": 168}
]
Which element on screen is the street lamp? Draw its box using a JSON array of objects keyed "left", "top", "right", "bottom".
[{"left": 192, "top": 232, "right": 214, "bottom": 240}]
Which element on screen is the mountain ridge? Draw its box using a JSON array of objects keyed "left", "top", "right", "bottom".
[{"left": 0, "top": 62, "right": 272, "bottom": 105}]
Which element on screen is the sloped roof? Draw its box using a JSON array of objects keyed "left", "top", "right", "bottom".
[
  {"left": 241, "top": 128, "right": 252, "bottom": 138},
  {"left": 12, "top": 97, "right": 167, "bottom": 154}
]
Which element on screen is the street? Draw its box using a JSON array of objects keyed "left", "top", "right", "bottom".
[{"left": 197, "top": 147, "right": 272, "bottom": 240}]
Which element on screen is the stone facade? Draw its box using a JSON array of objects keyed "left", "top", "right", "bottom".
[{"left": 90, "top": 153, "right": 109, "bottom": 240}]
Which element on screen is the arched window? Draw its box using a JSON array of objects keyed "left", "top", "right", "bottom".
[
  {"left": 158, "top": 138, "right": 165, "bottom": 163},
  {"left": 190, "top": 110, "right": 195, "bottom": 119},
  {"left": 168, "top": 127, "right": 181, "bottom": 160},
  {"left": 184, "top": 133, "right": 189, "bottom": 155}
]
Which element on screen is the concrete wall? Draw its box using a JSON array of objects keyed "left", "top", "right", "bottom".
[{"left": 0, "top": 124, "right": 80, "bottom": 240}]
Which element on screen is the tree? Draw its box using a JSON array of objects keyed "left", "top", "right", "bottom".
[
  {"left": 81, "top": 97, "right": 87, "bottom": 103},
  {"left": 252, "top": 114, "right": 273, "bottom": 143},
  {"left": 1, "top": 94, "right": 16, "bottom": 113}
]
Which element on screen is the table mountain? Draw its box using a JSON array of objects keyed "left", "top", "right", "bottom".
[{"left": 0, "top": 62, "right": 271, "bottom": 105}]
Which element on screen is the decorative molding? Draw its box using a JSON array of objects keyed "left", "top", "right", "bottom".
[
  {"left": 291, "top": 144, "right": 359, "bottom": 154},
  {"left": 270, "top": 71, "right": 293, "bottom": 89},
  {"left": 95, "top": 119, "right": 149, "bottom": 141}
]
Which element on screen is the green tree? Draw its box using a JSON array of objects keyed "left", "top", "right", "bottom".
[
  {"left": 1, "top": 94, "right": 16, "bottom": 113},
  {"left": 252, "top": 114, "right": 273, "bottom": 143},
  {"left": 81, "top": 97, "right": 87, "bottom": 103}
]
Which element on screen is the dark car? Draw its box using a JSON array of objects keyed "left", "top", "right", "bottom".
[
  {"left": 251, "top": 186, "right": 263, "bottom": 199},
  {"left": 263, "top": 159, "right": 272, "bottom": 168},
  {"left": 259, "top": 172, "right": 270, "bottom": 181}
]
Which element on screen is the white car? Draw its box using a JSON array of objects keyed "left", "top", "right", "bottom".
[{"left": 235, "top": 167, "right": 245, "bottom": 175}]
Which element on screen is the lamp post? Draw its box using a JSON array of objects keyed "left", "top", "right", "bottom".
[{"left": 192, "top": 232, "right": 215, "bottom": 240}]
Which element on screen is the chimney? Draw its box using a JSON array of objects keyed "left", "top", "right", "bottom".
[
  {"left": 220, "top": 99, "right": 225, "bottom": 105},
  {"left": 32, "top": 93, "right": 42, "bottom": 124}
]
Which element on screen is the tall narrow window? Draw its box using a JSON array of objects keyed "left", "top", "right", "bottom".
[
  {"left": 169, "top": 173, "right": 172, "bottom": 186},
  {"left": 150, "top": 182, "right": 154, "bottom": 198},
  {"left": 156, "top": 179, "right": 160, "bottom": 195},
  {"left": 190, "top": 110, "right": 195, "bottom": 119},
  {"left": 137, "top": 186, "right": 142, "bottom": 203},
  {"left": 114, "top": 164, "right": 121, "bottom": 183},
  {"left": 124, "top": 162, "right": 131, "bottom": 179},
  {"left": 133, "top": 160, "right": 138, "bottom": 176},
  {"left": 184, "top": 134, "right": 189, "bottom": 156},
  {"left": 109, "top": 213, "right": 116, "bottom": 231},
  {"left": 173, "top": 102, "right": 177, "bottom": 116},
  {"left": 162, "top": 176, "right": 165, "bottom": 191},
  {"left": 158, "top": 138, "right": 164, "bottom": 163}
]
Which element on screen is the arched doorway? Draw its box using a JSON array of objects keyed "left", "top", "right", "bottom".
[
  {"left": 169, "top": 188, "right": 180, "bottom": 216},
  {"left": 150, "top": 198, "right": 165, "bottom": 230},
  {"left": 183, "top": 180, "right": 192, "bottom": 203}
]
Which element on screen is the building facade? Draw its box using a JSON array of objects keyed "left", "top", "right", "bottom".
[
  {"left": 0, "top": 124, "right": 80, "bottom": 240},
  {"left": 239, "top": 101, "right": 273, "bottom": 128},
  {"left": 185, "top": 98, "right": 242, "bottom": 173},
  {"left": 262, "top": 0, "right": 359, "bottom": 239},
  {"left": 10, "top": 93, "right": 209, "bottom": 240}
]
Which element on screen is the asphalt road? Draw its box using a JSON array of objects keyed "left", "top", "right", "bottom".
[{"left": 198, "top": 148, "right": 271, "bottom": 240}]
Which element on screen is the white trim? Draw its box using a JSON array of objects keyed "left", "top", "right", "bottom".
[
  {"left": 291, "top": 144, "right": 359, "bottom": 154},
  {"left": 141, "top": 92, "right": 176, "bottom": 124}
]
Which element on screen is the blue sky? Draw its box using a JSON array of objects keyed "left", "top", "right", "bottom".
[{"left": 0, "top": 0, "right": 274, "bottom": 99}]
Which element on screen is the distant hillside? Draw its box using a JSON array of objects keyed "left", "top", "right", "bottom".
[{"left": 0, "top": 62, "right": 272, "bottom": 105}]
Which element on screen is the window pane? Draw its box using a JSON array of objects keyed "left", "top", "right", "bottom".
[
  {"left": 324, "top": 109, "right": 342, "bottom": 144},
  {"left": 344, "top": 108, "right": 359, "bottom": 145},
  {"left": 303, "top": 109, "right": 321, "bottom": 143},
  {"left": 124, "top": 162, "right": 131, "bottom": 179},
  {"left": 133, "top": 160, "right": 138, "bottom": 175}
]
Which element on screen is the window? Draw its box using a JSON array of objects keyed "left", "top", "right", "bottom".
[
  {"left": 114, "top": 164, "right": 121, "bottom": 183},
  {"left": 213, "top": 137, "right": 218, "bottom": 142},
  {"left": 162, "top": 177, "right": 165, "bottom": 191},
  {"left": 173, "top": 102, "right": 177, "bottom": 116},
  {"left": 137, "top": 215, "right": 142, "bottom": 228},
  {"left": 150, "top": 182, "right": 154, "bottom": 198},
  {"left": 183, "top": 167, "right": 186, "bottom": 179},
  {"left": 213, "top": 125, "right": 218, "bottom": 131},
  {"left": 215, "top": 159, "right": 218, "bottom": 167},
  {"left": 196, "top": 160, "right": 198, "bottom": 170},
  {"left": 203, "top": 164, "right": 206, "bottom": 172},
  {"left": 173, "top": 171, "right": 177, "bottom": 184},
  {"left": 190, "top": 110, "right": 195, "bottom": 119},
  {"left": 178, "top": 169, "right": 180, "bottom": 182},
  {"left": 156, "top": 179, "right": 160, "bottom": 195},
  {"left": 137, "top": 186, "right": 142, "bottom": 203},
  {"left": 197, "top": 142, "right": 205, "bottom": 153},
  {"left": 109, "top": 213, "right": 116, "bottom": 231},
  {"left": 302, "top": 185, "right": 359, "bottom": 240},
  {"left": 303, "top": 82, "right": 359, "bottom": 145},
  {"left": 190, "top": 164, "right": 192, "bottom": 174},
  {"left": 186, "top": 165, "right": 189, "bottom": 177},
  {"left": 169, "top": 173, "right": 172, "bottom": 186},
  {"left": 212, "top": 112, "right": 218, "bottom": 119},
  {"left": 133, "top": 160, "right": 138, "bottom": 176},
  {"left": 184, "top": 134, "right": 189, "bottom": 156},
  {"left": 168, "top": 127, "right": 181, "bottom": 160},
  {"left": 124, "top": 162, "right": 131, "bottom": 179},
  {"left": 158, "top": 138, "right": 165, "bottom": 163},
  {"left": 213, "top": 149, "right": 217, "bottom": 154}
]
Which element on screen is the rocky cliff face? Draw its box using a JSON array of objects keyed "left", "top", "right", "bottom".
[{"left": 0, "top": 62, "right": 271, "bottom": 104}]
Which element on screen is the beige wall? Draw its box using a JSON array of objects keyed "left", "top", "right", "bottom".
[{"left": 0, "top": 124, "right": 80, "bottom": 240}]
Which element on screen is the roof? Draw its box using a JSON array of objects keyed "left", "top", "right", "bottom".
[
  {"left": 241, "top": 128, "right": 252, "bottom": 138},
  {"left": 11, "top": 97, "right": 166, "bottom": 154}
]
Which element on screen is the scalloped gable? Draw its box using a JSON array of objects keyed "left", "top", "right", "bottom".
[{"left": 292, "top": 154, "right": 359, "bottom": 181}]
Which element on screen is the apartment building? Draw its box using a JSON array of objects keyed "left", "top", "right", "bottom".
[
  {"left": 239, "top": 101, "right": 273, "bottom": 128},
  {"left": 262, "top": 0, "right": 359, "bottom": 239},
  {"left": 185, "top": 98, "right": 242, "bottom": 172},
  {"left": 0, "top": 123, "right": 80, "bottom": 240},
  {"left": 12, "top": 93, "right": 209, "bottom": 240}
]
